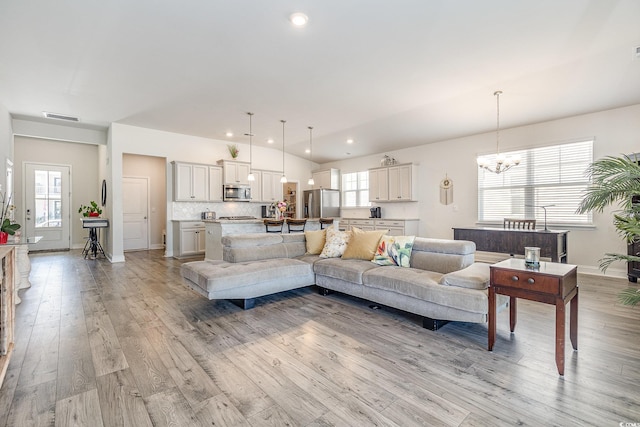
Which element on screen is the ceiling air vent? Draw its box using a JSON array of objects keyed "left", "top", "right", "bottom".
[{"left": 42, "top": 111, "right": 79, "bottom": 122}]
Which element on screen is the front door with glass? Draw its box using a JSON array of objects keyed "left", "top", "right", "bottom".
[{"left": 24, "top": 163, "right": 70, "bottom": 251}]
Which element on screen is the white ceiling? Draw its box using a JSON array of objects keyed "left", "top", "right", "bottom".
[{"left": 1, "top": 1, "right": 639, "bottom": 163}]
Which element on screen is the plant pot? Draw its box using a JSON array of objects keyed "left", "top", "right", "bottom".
[
  {"left": 89, "top": 212, "right": 100, "bottom": 217},
  {"left": 0, "top": 231, "right": 8, "bottom": 244}
]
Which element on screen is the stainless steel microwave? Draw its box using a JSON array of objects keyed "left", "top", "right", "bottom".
[{"left": 223, "top": 184, "right": 251, "bottom": 202}]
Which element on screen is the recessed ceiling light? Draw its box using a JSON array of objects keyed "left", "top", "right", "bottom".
[
  {"left": 225, "top": 131, "right": 233, "bottom": 137},
  {"left": 290, "top": 13, "right": 308, "bottom": 27},
  {"left": 305, "top": 149, "right": 310, "bottom": 153},
  {"left": 267, "top": 138, "right": 274, "bottom": 144},
  {"left": 346, "top": 139, "right": 354, "bottom": 144}
]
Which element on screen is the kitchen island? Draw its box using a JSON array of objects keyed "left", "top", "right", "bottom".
[{"left": 204, "top": 218, "right": 326, "bottom": 260}]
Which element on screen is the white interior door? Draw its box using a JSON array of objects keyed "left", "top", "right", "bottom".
[
  {"left": 123, "top": 176, "right": 149, "bottom": 251},
  {"left": 24, "top": 163, "right": 71, "bottom": 251}
]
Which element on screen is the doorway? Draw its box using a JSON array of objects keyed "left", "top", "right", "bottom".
[
  {"left": 282, "top": 181, "right": 298, "bottom": 218},
  {"left": 24, "top": 162, "right": 71, "bottom": 251},
  {"left": 123, "top": 176, "right": 149, "bottom": 251}
]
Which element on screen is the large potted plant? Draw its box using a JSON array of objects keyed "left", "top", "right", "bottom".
[{"left": 576, "top": 154, "right": 640, "bottom": 306}]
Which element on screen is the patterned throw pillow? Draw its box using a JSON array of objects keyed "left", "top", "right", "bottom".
[
  {"left": 319, "top": 225, "right": 352, "bottom": 258},
  {"left": 372, "top": 235, "right": 416, "bottom": 267}
]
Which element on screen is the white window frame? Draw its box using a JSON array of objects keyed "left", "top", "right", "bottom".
[
  {"left": 477, "top": 139, "right": 593, "bottom": 227},
  {"left": 342, "top": 171, "right": 370, "bottom": 208}
]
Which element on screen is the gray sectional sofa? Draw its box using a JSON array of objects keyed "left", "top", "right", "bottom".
[{"left": 181, "top": 232, "right": 504, "bottom": 329}]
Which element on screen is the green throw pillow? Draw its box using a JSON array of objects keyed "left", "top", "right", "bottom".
[{"left": 372, "top": 235, "right": 415, "bottom": 267}]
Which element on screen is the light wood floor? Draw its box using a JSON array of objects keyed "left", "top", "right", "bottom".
[{"left": 1, "top": 250, "right": 639, "bottom": 426}]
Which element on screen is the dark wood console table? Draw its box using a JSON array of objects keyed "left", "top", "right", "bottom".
[
  {"left": 489, "top": 258, "right": 578, "bottom": 376},
  {"left": 453, "top": 227, "right": 568, "bottom": 263}
]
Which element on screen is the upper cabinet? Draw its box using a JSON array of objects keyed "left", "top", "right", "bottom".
[
  {"left": 172, "top": 161, "right": 224, "bottom": 202},
  {"left": 312, "top": 168, "right": 340, "bottom": 189},
  {"left": 249, "top": 169, "right": 263, "bottom": 202},
  {"left": 388, "top": 164, "right": 416, "bottom": 201},
  {"left": 208, "top": 166, "right": 223, "bottom": 201},
  {"left": 368, "top": 167, "right": 389, "bottom": 202},
  {"left": 369, "top": 163, "right": 418, "bottom": 202},
  {"left": 218, "top": 160, "right": 251, "bottom": 185},
  {"left": 261, "top": 170, "right": 282, "bottom": 203},
  {"left": 173, "top": 162, "right": 209, "bottom": 201}
]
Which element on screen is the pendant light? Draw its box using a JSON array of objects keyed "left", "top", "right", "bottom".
[
  {"left": 246, "top": 112, "right": 255, "bottom": 182},
  {"left": 307, "top": 126, "right": 315, "bottom": 186},
  {"left": 280, "top": 120, "right": 287, "bottom": 183},
  {"left": 477, "top": 90, "right": 520, "bottom": 174}
]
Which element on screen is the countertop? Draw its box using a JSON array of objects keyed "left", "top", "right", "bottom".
[
  {"left": 175, "top": 217, "right": 418, "bottom": 223},
  {"left": 342, "top": 217, "right": 420, "bottom": 221}
]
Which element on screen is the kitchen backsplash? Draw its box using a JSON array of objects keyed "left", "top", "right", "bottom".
[{"left": 172, "top": 202, "right": 262, "bottom": 220}]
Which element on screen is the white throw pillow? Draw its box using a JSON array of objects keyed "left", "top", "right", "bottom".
[{"left": 319, "top": 225, "right": 352, "bottom": 258}]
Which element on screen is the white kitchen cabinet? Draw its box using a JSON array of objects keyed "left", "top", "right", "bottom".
[
  {"left": 219, "top": 160, "right": 251, "bottom": 185},
  {"left": 173, "top": 221, "right": 206, "bottom": 258},
  {"left": 345, "top": 219, "right": 375, "bottom": 231},
  {"left": 208, "top": 166, "right": 223, "bottom": 201},
  {"left": 261, "top": 170, "right": 282, "bottom": 203},
  {"left": 368, "top": 167, "right": 389, "bottom": 202},
  {"left": 173, "top": 162, "right": 209, "bottom": 201},
  {"left": 312, "top": 168, "right": 340, "bottom": 189},
  {"left": 341, "top": 218, "right": 419, "bottom": 235},
  {"left": 375, "top": 219, "right": 419, "bottom": 236},
  {"left": 368, "top": 163, "right": 417, "bottom": 202},
  {"left": 388, "top": 164, "right": 417, "bottom": 201},
  {"left": 249, "top": 169, "right": 263, "bottom": 202}
]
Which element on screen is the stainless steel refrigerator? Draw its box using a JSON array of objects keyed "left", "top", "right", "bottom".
[{"left": 303, "top": 189, "right": 341, "bottom": 218}]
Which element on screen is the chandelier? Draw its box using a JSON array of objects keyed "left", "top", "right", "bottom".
[{"left": 477, "top": 90, "right": 520, "bottom": 174}]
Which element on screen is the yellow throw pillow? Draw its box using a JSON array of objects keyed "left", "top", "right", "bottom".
[
  {"left": 342, "top": 227, "right": 389, "bottom": 260},
  {"left": 304, "top": 229, "right": 326, "bottom": 255}
]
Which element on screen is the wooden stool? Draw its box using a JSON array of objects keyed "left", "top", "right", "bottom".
[
  {"left": 319, "top": 218, "right": 334, "bottom": 229},
  {"left": 264, "top": 219, "right": 284, "bottom": 233},
  {"left": 286, "top": 218, "right": 307, "bottom": 233}
]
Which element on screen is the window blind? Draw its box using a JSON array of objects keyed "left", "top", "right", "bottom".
[{"left": 477, "top": 140, "right": 593, "bottom": 225}]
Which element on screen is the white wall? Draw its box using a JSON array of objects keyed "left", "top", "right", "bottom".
[
  {"left": 321, "top": 104, "right": 640, "bottom": 277},
  {"left": 12, "top": 119, "right": 107, "bottom": 146},
  {"left": 108, "top": 123, "right": 319, "bottom": 261},
  {"left": 0, "top": 105, "right": 13, "bottom": 193},
  {"left": 13, "top": 136, "right": 100, "bottom": 248}
]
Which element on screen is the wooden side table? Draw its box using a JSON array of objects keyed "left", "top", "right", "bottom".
[{"left": 489, "top": 258, "right": 578, "bottom": 376}]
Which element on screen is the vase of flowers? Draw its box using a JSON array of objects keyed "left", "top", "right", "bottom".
[
  {"left": 0, "top": 192, "right": 20, "bottom": 244},
  {"left": 271, "top": 200, "right": 287, "bottom": 220}
]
